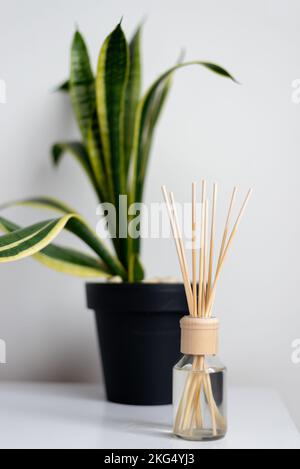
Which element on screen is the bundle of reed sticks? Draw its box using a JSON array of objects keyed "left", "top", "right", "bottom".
[{"left": 162, "top": 181, "right": 252, "bottom": 439}]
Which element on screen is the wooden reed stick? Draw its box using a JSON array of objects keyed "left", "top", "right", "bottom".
[
  {"left": 169, "top": 192, "right": 194, "bottom": 312},
  {"left": 192, "top": 183, "right": 197, "bottom": 316},
  {"left": 206, "top": 186, "right": 237, "bottom": 318},
  {"left": 162, "top": 186, "right": 193, "bottom": 314},
  {"left": 202, "top": 200, "right": 209, "bottom": 315},
  {"left": 221, "top": 188, "right": 252, "bottom": 265},
  {"left": 197, "top": 356, "right": 217, "bottom": 437},
  {"left": 198, "top": 180, "right": 206, "bottom": 318},
  {"left": 207, "top": 183, "right": 218, "bottom": 301},
  {"left": 174, "top": 371, "right": 194, "bottom": 432},
  {"left": 217, "top": 186, "right": 237, "bottom": 270},
  {"left": 192, "top": 357, "right": 204, "bottom": 428}
]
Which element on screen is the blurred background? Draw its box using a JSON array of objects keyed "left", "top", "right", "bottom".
[{"left": 0, "top": 0, "right": 300, "bottom": 429}]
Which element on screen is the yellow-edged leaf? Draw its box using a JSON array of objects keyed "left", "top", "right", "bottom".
[
  {"left": 0, "top": 217, "right": 110, "bottom": 278},
  {"left": 0, "top": 213, "right": 126, "bottom": 279}
]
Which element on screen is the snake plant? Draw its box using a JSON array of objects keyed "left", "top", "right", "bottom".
[{"left": 0, "top": 22, "right": 235, "bottom": 282}]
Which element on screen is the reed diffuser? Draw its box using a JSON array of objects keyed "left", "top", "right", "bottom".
[{"left": 162, "top": 181, "right": 252, "bottom": 441}]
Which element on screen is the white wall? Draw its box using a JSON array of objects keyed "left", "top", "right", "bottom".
[{"left": 0, "top": 0, "right": 300, "bottom": 429}]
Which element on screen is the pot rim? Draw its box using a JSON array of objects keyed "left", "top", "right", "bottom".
[
  {"left": 86, "top": 282, "right": 189, "bottom": 313},
  {"left": 86, "top": 281, "right": 185, "bottom": 288}
]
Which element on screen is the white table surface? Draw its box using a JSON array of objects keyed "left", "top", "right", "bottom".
[{"left": 0, "top": 383, "right": 299, "bottom": 449}]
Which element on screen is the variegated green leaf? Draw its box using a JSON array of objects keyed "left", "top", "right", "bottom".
[
  {"left": 85, "top": 116, "right": 121, "bottom": 257},
  {"left": 96, "top": 23, "right": 129, "bottom": 204},
  {"left": 129, "top": 253, "right": 145, "bottom": 283},
  {"left": 36, "top": 245, "right": 110, "bottom": 278},
  {"left": 0, "top": 217, "right": 110, "bottom": 278},
  {"left": 86, "top": 110, "right": 108, "bottom": 201},
  {"left": 69, "top": 30, "right": 110, "bottom": 204},
  {"left": 1, "top": 191, "right": 121, "bottom": 264},
  {"left": 0, "top": 218, "right": 68, "bottom": 262},
  {"left": 35, "top": 245, "right": 110, "bottom": 278},
  {"left": 0, "top": 196, "right": 76, "bottom": 214},
  {"left": 0, "top": 211, "right": 126, "bottom": 279},
  {"left": 0, "top": 196, "right": 123, "bottom": 274},
  {"left": 96, "top": 23, "right": 130, "bottom": 266},
  {"left": 70, "top": 31, "right": 95, "bottom": 140},
  {"left": 124, "top": 25, "right": 142, "bottom": 174}
]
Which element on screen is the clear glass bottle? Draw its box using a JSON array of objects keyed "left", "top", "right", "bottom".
[{"left": 173, "top": 354, "right": 227, "bottom": 441}]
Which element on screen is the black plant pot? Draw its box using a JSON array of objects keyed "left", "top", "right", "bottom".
[{"left": 86, "top": 283, "right": 188, "bottom": 405}]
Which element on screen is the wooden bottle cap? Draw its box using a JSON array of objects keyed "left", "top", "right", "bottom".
[{"left": 180, "top": 316, "right": 219, "bottom": 356}]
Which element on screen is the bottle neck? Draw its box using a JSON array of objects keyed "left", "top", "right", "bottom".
[
  {"left": 175, "top": 354, "right": 225, "bottom": 372},
  {"left": 180, "top": 316, "right": 219, "bottom": 356}
]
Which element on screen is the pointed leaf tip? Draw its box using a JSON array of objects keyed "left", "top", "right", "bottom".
[
  {"left": 201, "top": 62, "right": 238, "bottom": 83},
  {"left": 113, "top": 20, "right": 125, "bottom": 35},
  {"left": 131, "top": 22, "right": 143, "bottom": 42},
  {"left": 72, "top": 29, "right": 85, "bottom": 47}
]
